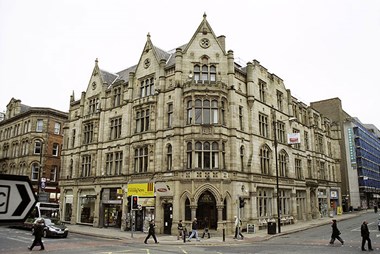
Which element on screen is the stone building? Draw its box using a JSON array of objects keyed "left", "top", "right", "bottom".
[
  {"left": 60, "top": 14, "right": 342, "bottom": 234},
  {"left": 311, "top": 98, "right": 380, "bottom": 211},
  {"left": 0, "top": 98, "right": 68, "bottom": 201}
]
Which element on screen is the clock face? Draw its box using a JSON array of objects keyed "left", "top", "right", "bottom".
[
  {"left": 200, "top": 38, "right": 210, "bottom": 48},
  {"left": 144, "top": 58, "right": 151, "bottom": 68}
]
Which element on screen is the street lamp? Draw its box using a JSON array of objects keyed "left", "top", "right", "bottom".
[
  {"left": 273, "top": 116, "right": 297, "bottom": 234},
  {"left": 273, "top": 120, "right": 281, "bottom": 234}
]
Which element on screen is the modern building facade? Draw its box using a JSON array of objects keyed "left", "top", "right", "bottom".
[
  {"left": 60, "top": 14, "right": 342, "bottom": 234},
  {"left": 311, "top": 98, "right": 380, "bottom": 211},
  {"left": 0, "top": 98, "right": 68, "bottom": 202}
]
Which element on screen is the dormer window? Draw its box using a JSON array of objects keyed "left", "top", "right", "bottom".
[{"left": 140, "top": 77, "right": 154, "bottom": 98}]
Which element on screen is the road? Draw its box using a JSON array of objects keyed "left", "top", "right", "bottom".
[{"left": 1, "top": 212, "right": 379, "bottom": 253}]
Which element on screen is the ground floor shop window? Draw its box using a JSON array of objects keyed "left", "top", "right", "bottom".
[
  {"left": 296, "top": 190, "right": 306, "bottom": 220},
  {"left": 64, "top": 193, "right": 73, "bottom": 222},
  {"left": 79, "top": 195, "right": 96, "bottom": 224},
  {"left": 257, "top": 188, "right": 273, "bottom": 218}
]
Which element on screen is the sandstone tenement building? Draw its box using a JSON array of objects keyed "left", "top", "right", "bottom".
[{"left": 0, "top": 98, "right": 68, "bottom": 201}]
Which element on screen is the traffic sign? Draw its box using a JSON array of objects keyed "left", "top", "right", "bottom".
[{"left": 0, "top": 174, "right": 37, "bottom": 223}]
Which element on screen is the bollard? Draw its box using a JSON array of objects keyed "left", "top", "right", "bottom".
[
  {"left": 183, "top": 228, "right": 186, "bottom": 243},
  {"left": 223, "top": 228, "right": 225, "bottom": 242}
]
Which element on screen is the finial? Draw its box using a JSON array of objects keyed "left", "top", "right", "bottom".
[
  {"left": 147, "top": 32, "right": 151, "bottom": 39},
  {"left": 203, "top": 12, "right": 207, "bottom": 19},
  {"left": 95, "top": 58, "right": 98, "bottom": 64}
]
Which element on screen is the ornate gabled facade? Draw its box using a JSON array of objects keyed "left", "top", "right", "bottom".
[
  {"left": 60, "top": 14, "right": 341, "bottom": 234},
  {"left": 0, "top": 98, "right": 68, "bottom": 202}
]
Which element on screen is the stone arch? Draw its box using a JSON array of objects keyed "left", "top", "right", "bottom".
[{"left": 193, "top": 183, "right": 222, "bottom": 205}]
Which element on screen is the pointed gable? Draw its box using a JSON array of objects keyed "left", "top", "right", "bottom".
[{"left": 183, "top": 13, "right": 226, "bottom": 55}]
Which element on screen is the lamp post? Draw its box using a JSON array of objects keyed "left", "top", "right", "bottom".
[{"left": 273, "top": 120, "right": 281, "bottom": 234}]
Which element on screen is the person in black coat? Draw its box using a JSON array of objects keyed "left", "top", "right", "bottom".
[
  {"left": 144, "top": 220, "right": 158, "bottom": 244},
  {"left": 361, "top": 220, "right": 373, "bottom": 251},
  {"left": 201, "top": 217, "right": 210, "bottom": 239},
  {"left": 28, "top": 218, "right": 45, "bottom": 251},
  {"left": 329, "top": 219, "right": 344, "bottom": 245}
]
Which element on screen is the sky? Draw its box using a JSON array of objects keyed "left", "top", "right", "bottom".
[{"left": 1, "top": 0, "right": 379, "bottom": 128}]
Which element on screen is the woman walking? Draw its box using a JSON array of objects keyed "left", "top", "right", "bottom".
[
  {"left": 329, "top": 219, "right": 344, "bottom": 245},
  {"left": 28, "top": 218, "right": 45, "bottom": 251}
]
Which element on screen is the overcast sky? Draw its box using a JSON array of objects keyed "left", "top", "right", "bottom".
[{"left": 1, "top": 0, "right": 379, "bottom": 128}]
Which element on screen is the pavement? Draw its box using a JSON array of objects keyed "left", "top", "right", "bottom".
[{"left": 66, "top": 211, "right": 365, "bottom": 245}]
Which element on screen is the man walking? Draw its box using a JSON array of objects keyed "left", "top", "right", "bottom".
[
  {"left": 361, "top": 220, "right": 373, "bottom": 251},
  {"left": 187, "top": 218, "right": 200, "bottom": 242},
  {"left": 233, "top": 216, "right": 244, "bottom": 239},
  {"left": 329, "top": 219, "right": 344, "bottom": 245},
  {"left": 144, "top": 220, "right": 159, "bottom": 244}
]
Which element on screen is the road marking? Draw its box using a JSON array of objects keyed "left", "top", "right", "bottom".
[
  {"left": 7, "top": 236, "right": 30, "bottom": 243},
  {"left": 179, "top": 246, "right": 188, "bottom": 253}
]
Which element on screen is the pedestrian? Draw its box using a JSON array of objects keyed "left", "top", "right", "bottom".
[
  {"left": 28, "top": 218, "right": 45, "bottom": 251},
  {"left": 144, "top": 220, "right": 158, "bottom": 244},
  {"left": 329, "top": 219, "right": 344, "bottom": 245},
  {"left": 177, "top": 220, "right": 184, "bottom": 240},
  {"left": 201, "top": 217, "right": 210, "bottom": 239},
  {"left": 233, "top": 216, "right": 244, "bottom": 239},
  {"left": 187, "top": 218, "right": 200, "bottom": 242},
  {"left": 377, "top": 218, "right": 380, "bottom": 231},
  {"left": 361, "top": 220, "right": 373, "bottom": 251}
]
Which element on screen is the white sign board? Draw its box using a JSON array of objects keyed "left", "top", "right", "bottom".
[
  {"left": 287, "top": 133, "right": 301, "bottom": 144},
  {"left": 0, "top": 174, "right": 37, "bottom": 223}
]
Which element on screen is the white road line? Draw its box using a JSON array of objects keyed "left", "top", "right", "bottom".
[{"left": 7, "top": 237, "right": 30, "bottom": 243}]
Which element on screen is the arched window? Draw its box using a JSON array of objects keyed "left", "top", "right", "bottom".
[
  {"left": 194, "top": 141, "right": 219, "bottom": 169},
  {"left": 195, "top": 99, "right": 202, "bottom": 124},
  {"left": 167, "top": 144, "right": 172, "bottom": 171},
  {"left": 193, "top": 63, "right": 217, "bottom": 83},
  {"left": 240, "top": 146, "right": 244, "bottom": 172},
  {"left": 185, "top": 198, "right": 191, "bottom": 220},
  {"left": 187, "top": 100, "right": 193, "bottom": 124},
  {"left": 188, "top": 98, "right": 219, "bottom": 125},
  {"left": 203, "top": 100, "right": 210, "bottom": 124},
  {"left": 186, "top": 142, "right": 192, "bottom": 169},
  {"left": 194, "top": 65, "right": 200, "bottom": 82},
  {"left": 260, "top": 146, "right": 270, "bottom": 175},
  {"left": 279, "top": 151, "right": 288, "bottom": 177},
  {"left": 31, "top": 163, "right": 39, "bottom": 181},
  {"left": 69, "top": 159, "right": 73, "bottom": 178},
  {"left": 202, "top": 65, "right": 208, "bottom": 81},
  {"left": 210, "top": 65, "right": 216, "bottom": 81},
  {"left": 222, "top": 198, "right": 227, "bottom": 220}
]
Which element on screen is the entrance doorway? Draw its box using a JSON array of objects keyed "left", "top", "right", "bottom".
[
  {"left": 196, "top": 191, "right": 217, "bottom": 229},
  {"left": 103, "top": 204, "right": 122, "bottom": 228},
  {"left": 163, "top": 203, "right": 173, "bottom": 234}
]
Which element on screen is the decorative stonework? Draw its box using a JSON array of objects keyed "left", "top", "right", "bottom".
[{"left": 200, "top": 38, "right": 210, "bottom": 48}]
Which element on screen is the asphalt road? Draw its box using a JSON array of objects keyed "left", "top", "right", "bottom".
[{"left": 1, "top": 212, "right": 379, "bottom": 254}]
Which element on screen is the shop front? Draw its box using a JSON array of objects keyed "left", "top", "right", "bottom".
[
  {"left": 78, "top": 189, "right": 96, "bottom": 225},
  {"left": 330, "top": 189, "right": 339, "bottom": 215},
  {"left": 63, "top": 190, "right": 73, "bottom": 222},
  {"left": 126, "top": 183, "right": 155, "bottom": 232},
  {"left": 100, "top": 188, "right": 123, "bottom": 228},
  {"left": 318, "top": 188, "right": 328, "bottom": 217}
]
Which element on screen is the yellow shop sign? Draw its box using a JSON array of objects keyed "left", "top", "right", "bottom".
[{"left": 127, "top": 183, "right": 154, "bottom": 197}]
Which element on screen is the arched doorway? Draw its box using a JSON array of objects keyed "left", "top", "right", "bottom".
[{"left": 196, "top": 191, "right": 217, "bottom": 229}]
